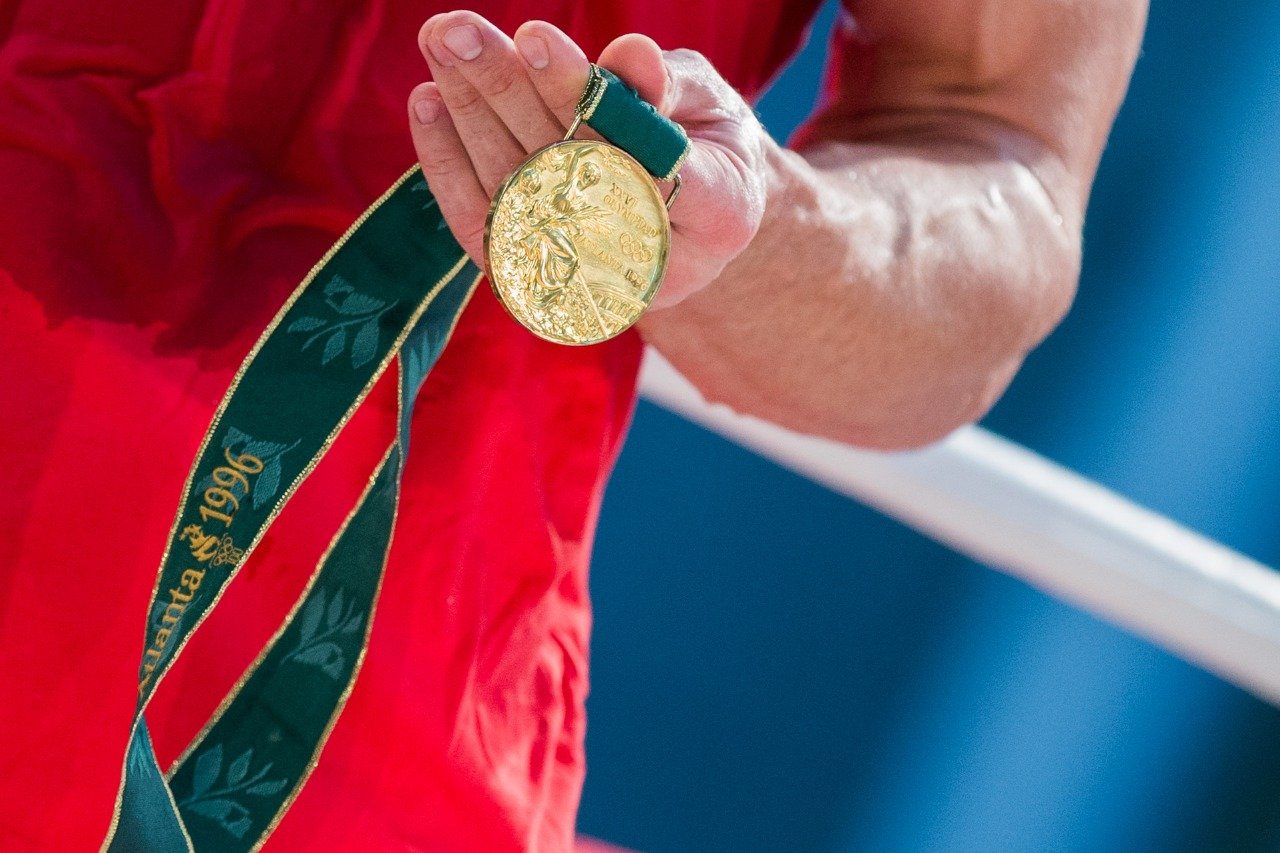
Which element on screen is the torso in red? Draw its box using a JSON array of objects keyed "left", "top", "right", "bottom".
[{"left": 0, "top": 1, "right": 820, "bottom": 848}]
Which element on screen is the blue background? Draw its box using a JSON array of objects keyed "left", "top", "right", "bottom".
[{"left": 577, "top": 2, "right": 1280, "bottom": 851}]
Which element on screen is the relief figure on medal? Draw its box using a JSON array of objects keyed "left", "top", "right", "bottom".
[
  {"left": 520, "top": 146, "right": 608, "bottom": 324},
  {"left": 488, "top": 141, "right": 669, "bottom": 345}
]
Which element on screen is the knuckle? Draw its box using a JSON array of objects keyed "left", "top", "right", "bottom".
[
  {"left": 665, "top": 47, "right": 713, "bottom": 79},
  {"left": 702, "top": 216, "right": 755, "bottom": 258},
  {"left": 471, "top": 59, "right": 522, "bottom": 99},
  {"left": 546, "top": 70, "right": 591, "bottom": 118},
  {"left": 551, "top": 90, "right": 580, "bottom": 118},
  {"left": 420, "top": 146, "right": 470, "bottom": 178},
  {"left": 445, "top": 84, "right": 488, "bottom": 116},
  {"left": 667, "top": 47, "right": 708, "bottom": 65},
  {"left": 664, "top": 48, "right": 741, "bottom": 110},
  {"left": 461, "top": 221, "right": 487, "bottom": 248}
]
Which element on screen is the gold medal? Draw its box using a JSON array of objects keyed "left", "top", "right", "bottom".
[{"left": 484, "top": 66, "right": 685, "bottom": 346}]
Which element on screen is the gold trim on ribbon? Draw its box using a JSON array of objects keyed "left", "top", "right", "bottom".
[
  {"left": 577, "top": 64, "right": 607, "bottom": 122},
  {"left": 658, "top": 142, "right": 691, "bottom": 183}
]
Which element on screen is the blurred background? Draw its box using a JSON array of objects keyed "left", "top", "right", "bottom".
[{"left": 577, "top": 2, "right": 1280, "bottom": 851}]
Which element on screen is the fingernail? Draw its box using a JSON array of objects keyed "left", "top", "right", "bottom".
[
  {"left": 516, "top": 34, "right": 549, "bottom": 70},
  {"left": 413, "top": 96, "right": 440, "bottom": 125},
  {"left": 442, "top": 24, "right": 482, "bottom": 61}
]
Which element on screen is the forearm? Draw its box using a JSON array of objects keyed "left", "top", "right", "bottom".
[
  {"left": 402, "top": 3, "right": 1141, "bottom": 448},
  {"left": 640, "top": 125, "right": 1082, "bottom": 450}
]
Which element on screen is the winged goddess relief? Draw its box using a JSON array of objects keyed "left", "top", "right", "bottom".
[{"left": 509, "top": 144, "right": 613, "bottom": 335}]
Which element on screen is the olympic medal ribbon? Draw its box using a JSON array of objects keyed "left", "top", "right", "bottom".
[
  {"left": 103, "top": 166, "right": 482, "bottom": 851},
  {"left": 577, "top": 65, "right": 691, "bottom": 182},
  {"left": 163, "top": 283, "right": 478, "bottom": 851}
]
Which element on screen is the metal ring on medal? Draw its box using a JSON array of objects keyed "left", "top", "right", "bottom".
[{"left": 484, "top": 140, "right": 671, "bottom": 346}]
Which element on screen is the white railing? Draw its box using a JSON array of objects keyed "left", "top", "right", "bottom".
[{"left": 639, "top": 350, "right": 1280, "bottom": 706}]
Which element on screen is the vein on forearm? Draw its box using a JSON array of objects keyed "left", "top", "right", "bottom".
[{"left": 641, "top": 121, "right": 1079, "bottom": 449}]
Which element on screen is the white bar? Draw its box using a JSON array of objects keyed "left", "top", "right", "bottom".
[{"left": 638, "top": 350, "right": 1280, "bottom": 706}]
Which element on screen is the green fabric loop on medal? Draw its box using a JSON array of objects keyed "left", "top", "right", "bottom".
[
  {"left": 105, "top": 166, "right": 482, "bottom": 852},
  {"left": 580, "top": 65, "right": 691, "bottom": 181}
]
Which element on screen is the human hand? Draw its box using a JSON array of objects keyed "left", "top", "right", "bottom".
[{"left": 408, "top": 12, "right": 770, "bottom": 309}]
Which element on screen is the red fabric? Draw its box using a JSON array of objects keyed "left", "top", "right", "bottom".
[{"left": 0, "top": 1, "right": 820, "bottom": 849}]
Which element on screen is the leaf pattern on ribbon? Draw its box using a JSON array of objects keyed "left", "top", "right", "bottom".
[
  {"left": 287, "top": 274, "right": 396, "bottom": 369},
  {"left": 254, "top": 458, "right": 282, "bottom": 511},
  {"left": 321, "top": 328, "right": 347, "bottom": 365},
  {"left": 283, "top": 585, "right": 364, "bottom": 680},
  {"left": 401, "top": 317, "right": 447, "bottom": 400},
  {"left": 192, "top": 427, "right": 298, "bottom": 512},
  {"left": 176, "top": 743, "right": 289, "bottom": 840}
]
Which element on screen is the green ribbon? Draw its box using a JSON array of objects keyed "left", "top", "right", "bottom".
[
  {"left": 580, "top": 65, "right": 690, "bottom": 182},
  {"left": 104, "top": 166, "right": 482, "bottom": 852},
  {"left": 105, "top": 62, "right": 687, "bottom": 852}
]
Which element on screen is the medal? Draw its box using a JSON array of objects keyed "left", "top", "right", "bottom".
[{"left": 485, "top": 65, "right": 691, "bottom": 345}]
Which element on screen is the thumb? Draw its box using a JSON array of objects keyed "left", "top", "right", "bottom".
[{"left": 596, "top": 33, "right": 671, "bottom": 114}]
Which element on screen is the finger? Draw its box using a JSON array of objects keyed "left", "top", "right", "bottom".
[
  {"left": 596, "top": 33, "right": 670, "bottom": 112},
  {"left": 513, "top": 20, "right": 593, "bottom": 130},
  {"left": 425, "top": 11, "right": 562, "bottom": 153},
  {"left": 407, "top": 82, "right": 489, "bottom": 263},
  {"left": 418, "top": 14, "right": 527, "bottom": 196},
  {"left": 632, "top": 48, "right": 766, "bottom": 256},
  {"left": 670, "top": 142, "right": 763, "bottom": 256}
]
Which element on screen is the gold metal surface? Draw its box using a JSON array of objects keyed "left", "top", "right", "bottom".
[{"left": 485, "top": 139, "right": 671, "bottom": 346}]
